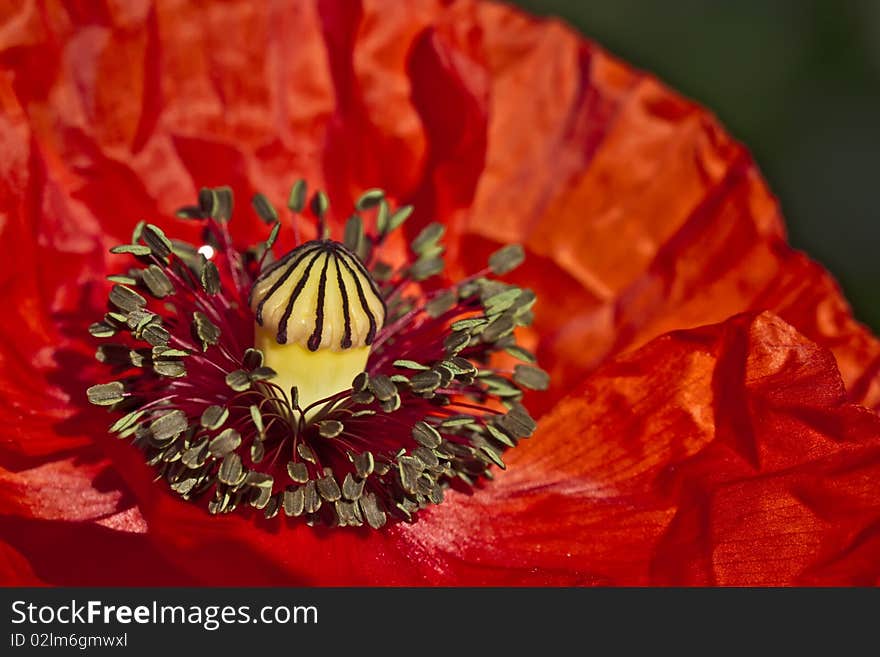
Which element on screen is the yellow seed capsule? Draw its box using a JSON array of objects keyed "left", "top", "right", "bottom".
[{"left": 249, "top": 240, "right": 385, "bottom": 412}]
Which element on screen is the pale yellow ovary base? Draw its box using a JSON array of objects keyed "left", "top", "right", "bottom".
[{"left": 254, "top": 323, "right": 370, "bottom": 414}]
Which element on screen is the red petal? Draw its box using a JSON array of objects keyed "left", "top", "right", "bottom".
[
  {"left": 0, "top": 511, "right": 196, "bottom": 585},
  {"left": 442, "top": 4, "right": 880, "bottom": 412},
  {"left": 0, "top": 436, "right": 197, "bottom": 584},
  {"left": 0, "top": 539, "right": 43, "bottom": 586},
  {"left": 392, "top": 312, "right": 880, "bottom": 584}
]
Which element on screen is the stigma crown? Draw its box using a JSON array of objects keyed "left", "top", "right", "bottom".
[{"left": 249, "top": 240, "right": 386, "bottom": 351}]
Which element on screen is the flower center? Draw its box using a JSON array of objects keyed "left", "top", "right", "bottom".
[{"left": 86, "top": 183, "right": 547, "bottom": 528}]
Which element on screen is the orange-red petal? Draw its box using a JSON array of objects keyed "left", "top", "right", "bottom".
[
  {"left": 446, "top": 3, "right": 880, "bottom": 411},
  {"left": 393, "top": 312, "right": 880, "bottom": 585}
]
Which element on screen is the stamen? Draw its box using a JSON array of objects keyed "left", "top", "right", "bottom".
[{"left": 86, "top": 182, "right": 547, "bottom": 529}]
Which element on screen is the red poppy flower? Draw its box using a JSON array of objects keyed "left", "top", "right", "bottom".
[{"left": 2, "top": 0, "right": 880, "bottom": 586}]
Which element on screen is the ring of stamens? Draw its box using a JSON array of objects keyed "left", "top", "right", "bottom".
[{"left": 87, "top": 184, "right": 547, "bottom": 528}]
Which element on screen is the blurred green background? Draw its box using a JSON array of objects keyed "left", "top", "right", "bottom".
[{"left": 515, "top": 0, "right": 880, "bottom": 331}]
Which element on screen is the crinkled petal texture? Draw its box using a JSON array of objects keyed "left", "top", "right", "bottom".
[{"left": 1, "top": 0, "right": 879, "bottom": 585}]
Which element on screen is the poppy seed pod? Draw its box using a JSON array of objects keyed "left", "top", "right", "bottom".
[{"left": 250, "top": 240, "right": 386, "bottom": 413}]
